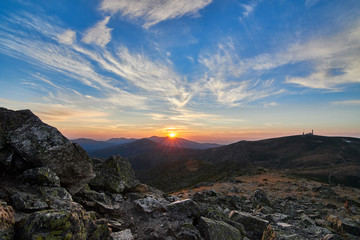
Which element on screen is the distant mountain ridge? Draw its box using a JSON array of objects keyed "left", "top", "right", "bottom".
[
  {"left": 135, "top": 135, "right": 360, "bottom": 191},
  {"left": 148, "top": 136, "right": 222, "bottom": 150},
  {"left": 73, "top": 136, "right": 222, "bottom": 157},
  {"left": 73, "top": 134, "right": 360, "bottom": 191},
  {"left": 71, "top": 137, "right": 137, "bottom": 152}
]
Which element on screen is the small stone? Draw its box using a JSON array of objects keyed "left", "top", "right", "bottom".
[
  {"left": 322, "top": 234, "right": 344, "bottom": 240},
  {"left": 110, "top": 229, "right": 134, "bottom": 240},
  {"left": 268, "top": 213, "right": 289, "bottom": 223},
  {"left": 300, "top": 214, "right": 316, "bottom": 227},
  {"left": 277, "top": 222, "right": 292, "bottom": 228},
  {"left": 134, "top": 196, "right": 165, "bottom": 213}
]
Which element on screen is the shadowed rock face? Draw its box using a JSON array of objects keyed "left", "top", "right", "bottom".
[{"left": 0, "top": 107, "right": 94, "bottom": 194}]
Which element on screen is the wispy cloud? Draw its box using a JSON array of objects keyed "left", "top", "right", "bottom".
[
  {"left": 0, "top": 11, "right": 192, "bottom": 117},
  {"left": 305, "top": 0, "right": 320, "bottom": 8},
  {"left": 99, "top": 0, "right": 212, "bottom": 28},
  {"left": 264, "top": 102, "right": 278, "bottom": 107},
  {"left": 198, "top": 40, "right": 283, "bottom": 106},
  {"left": 82, "top": 16, "right": 112, "bottom": 47},
  {"left": 239, "top": 0, "right": 262, "bottom": 21},
  {"left": 73, "top": 45, "right": 192, "bottom": 109},
  {"left": 243, "top": 19, "right": 360, "bottom": 90},
  {"left": 284, "top": 25, "right": 360, "bottom": 89},
  {"left": 57, "top": 30, "right": 76, "bottom": 45},
  {"left": 331, "top": 100, "right": 360, "bottom": 106},
  {"left": 0, "top": 13, "right": 148, "bottom": 111},
  {"left": 240, "top": 0, "right": 260, "bottom": 19}
]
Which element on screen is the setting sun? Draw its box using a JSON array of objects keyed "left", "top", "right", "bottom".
[{"left": 168, "top": 132, "right": 177, "bottom": 138}]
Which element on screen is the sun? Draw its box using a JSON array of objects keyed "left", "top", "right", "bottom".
[{"left": 168, "top": 132, "right": 177, "bottom": 138}]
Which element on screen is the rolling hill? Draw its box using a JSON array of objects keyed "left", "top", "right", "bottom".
[{"left": 133, "top": 135, "right": 360, "bottom": 191}]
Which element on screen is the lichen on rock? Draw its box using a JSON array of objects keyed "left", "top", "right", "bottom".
[{"left": 89, "top": 155, "right": 139, "bottom": 193}]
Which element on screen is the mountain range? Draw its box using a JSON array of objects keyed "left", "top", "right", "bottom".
[
  {"left": 72, "top": 136, "right": 222, "bottom": 157},
  {"left": 73, "top": 134, "right": 360, "bottom": 192},
  {"left": 136, "top": 135, "right": 360, "bottom": 191}
]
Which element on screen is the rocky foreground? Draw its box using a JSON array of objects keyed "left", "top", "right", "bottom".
[{"left": 1, "top": 107, "right": 360, "bottom": 240}]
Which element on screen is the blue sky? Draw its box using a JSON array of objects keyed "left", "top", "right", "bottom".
[{"left": 0, "top": 0, "right": 359, "bottom": 143}]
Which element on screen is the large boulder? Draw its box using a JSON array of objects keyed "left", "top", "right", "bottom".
[
  {"left": 0, "top": 108, "right": 94, "bottom": 194},
  {"left": 16, "top": 209, "right": 109, "bottom": 240},
  {"left": 90, "top": 155, "right": 139, "bottom": 193}
]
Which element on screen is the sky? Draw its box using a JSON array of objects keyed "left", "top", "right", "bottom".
[{"left": 0, "top": 0, "right": 360, "bottom": 144}]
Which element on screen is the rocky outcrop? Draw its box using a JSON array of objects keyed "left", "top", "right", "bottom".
[{"left": 0, "top": 108, "right": 94, "bottom": 194}]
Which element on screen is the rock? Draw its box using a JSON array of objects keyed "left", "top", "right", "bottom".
[
  {"left": 252, "top": 188, "right": 271, "bottom": 208},
  {"left": 312, "top": 185, "right": 338, "bottom": 199},
  {"left": 325, "top": 214, "right": 360, "bottom": 235},
  {"left": 322, "top": 234, "right": 344, "bottom": 240},
  {"left": 167, "top": 199, "right": 200, "bottom": 219},
  {"left": 0, "top": 108, "right": 94, "bottom": 194},
  {"left": 0, "top": 201, "right": 15, "bottom": 240},
  {"left": 73, "top": 189, "right": 122, "bottom": 216},
  {"left": 341, "top": 218, "right": 360, "bottom": 236},
  {"left": 16, "top": 209, "right": 110, "bottom": 240},
  {"left": 90, "top": 155, "right": 139, "bottom": 193},
  {"left": 315, "top": 219, "right": 331, "bottom": 228},
  {"left": 300, "top": 213, "right": 315, "bottom": 227},
  {"left": 277, "top": 222, "right": 292, "bottom": 228},
  {"left": 230, "top": 187, "right": 240, "bottom": 193},
  {"left": 38, "top": 186, "right": 73, "bottom": 202},
  {"left": 110, "top": 229, "right": 134, "bottom": 240},
  {"left": 196, "top": 217, "right": 243, "bottom": 240},
  {"left": 11, "top": 191, "right": 48, "bottom": 211},
  {"left": 197, "top": 202, "right": 229, "bottom": 221},
  {"left": 268, "top": 213, "right": 289, "bottom": 223},
  {"left": 38, "top": 186, "right": 74, "bottom": 210},
  {"left": 326, "top": 214, "right": 342, "bottom": 231},
  {"left": 229, "top": 210, "right": 269, "bottom": 239},
  {"left": 175, "top": 227, "right": 203, "bottom": 240},
  {"left": 23, "top": 167, "right": 60, "bottom": 187},
  {"left": 134, "top": 196, "right": 166, "bottom": 213},
  {"left": 10, "top": 185, "right": 74, "bottom": 211},
  {"left": 306, "top": 225, "right": 332, "bottom": 237}
]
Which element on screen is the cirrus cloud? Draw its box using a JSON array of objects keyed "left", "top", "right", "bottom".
[
  {"left": 82, "top": 16, "right": 112, "bottom": 47},
  {"left": 100, "top": 0, "right": 212, "bottom": 28}
]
